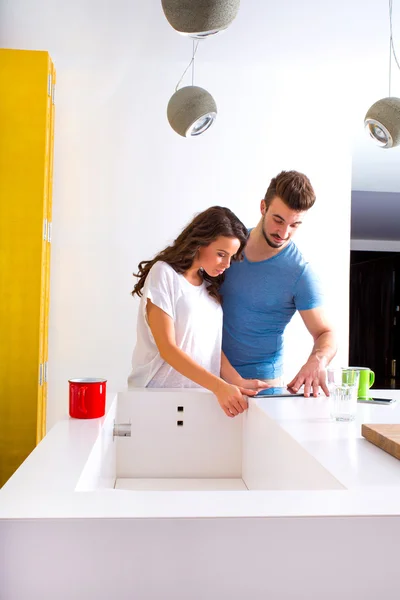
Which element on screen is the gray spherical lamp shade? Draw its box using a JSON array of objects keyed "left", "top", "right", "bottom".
[
  {"left": 167, "top": 86, "right": 217, "bottom": 137},
  {"left": 161, "top": 0, "right": 240, "bottom": 38},
  {"left": 364, "top": 97, "right": 400, "bottom": 148}
]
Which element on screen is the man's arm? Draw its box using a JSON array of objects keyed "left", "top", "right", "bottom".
[{"left": 286, "top": 306, "right": 337, "bottom": 397}]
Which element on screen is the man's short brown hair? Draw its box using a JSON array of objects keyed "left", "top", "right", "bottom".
[{"left": 264, "top": 170, "right": 316, "bottom": 211}]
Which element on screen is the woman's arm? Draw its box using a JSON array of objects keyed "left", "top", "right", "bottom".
[
  {"left": 147, "top": 300, "right": 249, "bottom": 417},
  {"left": 220, "top": 351, "right": 243, "bottom": 386},
  {"left": 220, "top": 352, "right": 271, "bottom": 392}
]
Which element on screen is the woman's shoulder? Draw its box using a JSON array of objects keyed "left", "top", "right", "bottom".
[
  {"left": 150, "top": 260, "right": 176, "bottom": 274},
  {"left": 149, "top": 260, "right": 178, "bottom": 278}
]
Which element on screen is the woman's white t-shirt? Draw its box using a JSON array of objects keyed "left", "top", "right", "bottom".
[{"left": 127, "top": 261, "right": 222, "bottom": 388}]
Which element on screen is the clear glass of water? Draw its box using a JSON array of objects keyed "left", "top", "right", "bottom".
[{"left": 327, "top": 368, "right": 360, "bottom": 422}]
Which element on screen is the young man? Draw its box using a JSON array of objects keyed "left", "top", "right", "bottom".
[{"left": 221, "top": 170, "right": 336, "bottom": 398}]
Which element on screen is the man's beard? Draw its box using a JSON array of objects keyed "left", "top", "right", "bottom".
[{"left": 261, "top": 218, "right": 286, "bottom": 249}]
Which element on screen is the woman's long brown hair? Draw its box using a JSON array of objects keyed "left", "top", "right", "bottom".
[{"left": 132, "top": 206, "right": 248, "bottom": 303}]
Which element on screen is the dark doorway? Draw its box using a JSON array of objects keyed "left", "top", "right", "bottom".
[{"left": 349, "top": 251, "right": 400, "bottom": 389}]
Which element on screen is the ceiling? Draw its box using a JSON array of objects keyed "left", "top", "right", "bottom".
[{"left": 351, "top": 191, "right": 400, "bottom": 240}]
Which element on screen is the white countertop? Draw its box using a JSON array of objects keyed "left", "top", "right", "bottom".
[
  {"left": 1, "top": 389, "right": 400, "bottom": 520},
  {"left": 254, "top": 389, "right": 400, "bottom": 490}
]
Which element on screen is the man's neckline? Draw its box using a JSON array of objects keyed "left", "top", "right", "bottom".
[{"left": 244, "top": 239, "right": 293, "bottom": 264}]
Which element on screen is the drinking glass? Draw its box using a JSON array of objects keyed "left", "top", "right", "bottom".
[{"left": 327, "top": 368, "right": 360, "bottom": 422}]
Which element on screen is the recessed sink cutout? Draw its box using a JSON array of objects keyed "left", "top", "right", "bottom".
[{"left": 86, "top": 391, "right": 346, "bottom": 493}]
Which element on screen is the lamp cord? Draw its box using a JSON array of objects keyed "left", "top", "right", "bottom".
[
  {"left": 175, "top": 39, "right": 200, "bottom": 92},
  {"left": 389, "top": 0, "right": 400, "bottom": 96},
  {"left": 192, "top": 39, "right": 195, "bottom": 86}
]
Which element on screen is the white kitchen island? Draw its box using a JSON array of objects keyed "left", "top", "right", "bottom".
[{"left": 1, "top": 388, "right": 400, "bottom": 600}]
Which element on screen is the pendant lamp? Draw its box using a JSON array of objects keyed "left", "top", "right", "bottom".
[
  {"left": 364, "top": 97, "right": 400, "bottom": 148},
  {"left": 161, "top": 0, "right": 240, "bottom": 38},
  {"left": 167, "top": 86, "right": 217, "bottom": 137},
  {"left": 364, "top": 0, "right": 400, "bottom": 148},
  {"left": 166, "top": 41, "right": 217, "bottom": 137}
]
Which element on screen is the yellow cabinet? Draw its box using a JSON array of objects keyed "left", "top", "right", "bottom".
[{"left": 0, "top": 49, "right": 56, "bottom": 487}]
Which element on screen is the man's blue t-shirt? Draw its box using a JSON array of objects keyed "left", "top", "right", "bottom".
[{"left": 221, "top": 241, "right": 323, "bottom": 380}]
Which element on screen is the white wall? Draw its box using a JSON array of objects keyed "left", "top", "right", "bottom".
[{"left": 1, "top": 0, "right": 353, "bottom": 428}]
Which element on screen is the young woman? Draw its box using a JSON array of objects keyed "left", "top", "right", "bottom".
[{"left": 127, "top": 206, "right": 268, "bottom": 417}]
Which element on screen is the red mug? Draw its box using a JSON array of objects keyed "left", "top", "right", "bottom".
[{"left": 69, "top": 378, "right": 107, "bottom": 419}]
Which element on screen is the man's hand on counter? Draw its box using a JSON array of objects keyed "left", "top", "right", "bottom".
[{"left": 287, "top": 355, "right": 329, "bottom": 398}]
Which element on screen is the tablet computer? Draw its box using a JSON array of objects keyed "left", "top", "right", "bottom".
[{"left": 256, "top": 386, "right": 305, "bottom": 397}]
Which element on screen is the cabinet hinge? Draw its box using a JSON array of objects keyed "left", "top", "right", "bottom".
[
  {"left": 43, "top": 218, "right": 48, "bottom": 241},
  {"left": 47, "top": 222, "right": 52, "bottom": 243},
  {"left": 52, "top": 82, "right": 56, "bottom": 105},
  {"left": 44, "top": 362, "right": 48, "bottom": 383},
  {"left": 39, "top": 363, "right": 43, "bottom": 386},
  {"left": 47, "top": 73, "right": 52, "bottom": 96}
]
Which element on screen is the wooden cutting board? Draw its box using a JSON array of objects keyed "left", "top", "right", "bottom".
[{"left": 362, "top": 424, "right": 400, "bottom": 460}]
